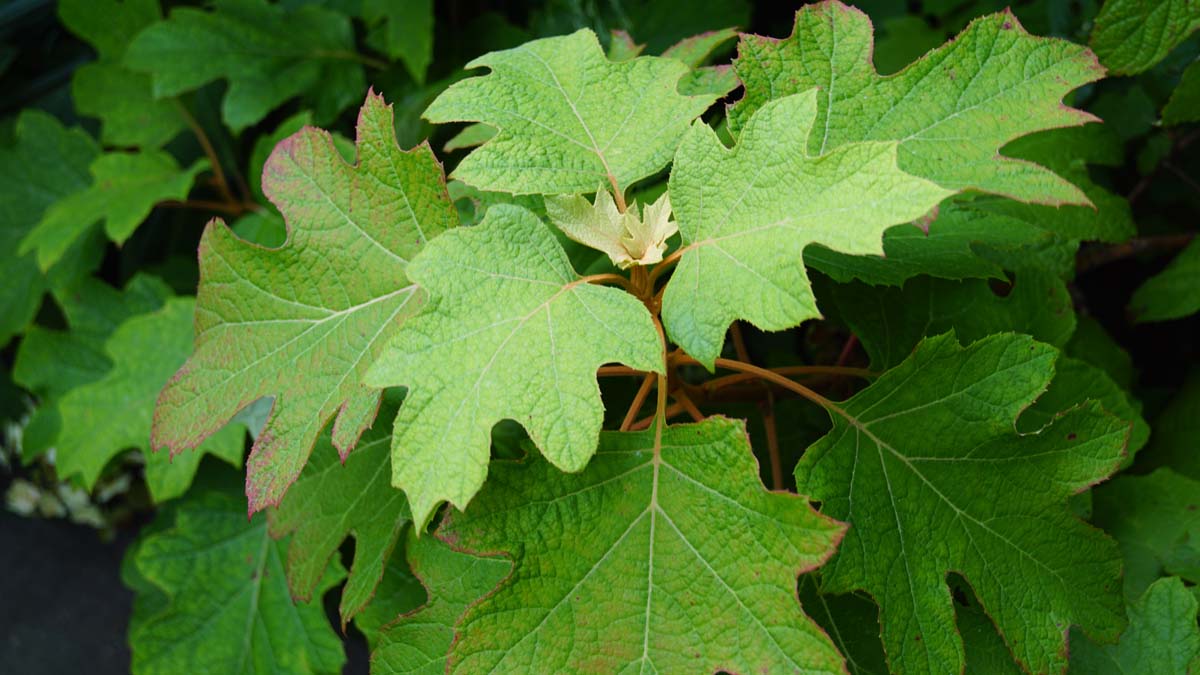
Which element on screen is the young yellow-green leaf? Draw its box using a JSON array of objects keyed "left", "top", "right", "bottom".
[
  {"left": 423, "top": 29, "right": 720, "bottom": 195},
  {"left": 269, "top": 405, "right": 409, "bottom": 625},
  {"left": 1090, "top": 0, "right": 1200, "bottom": 75},
  {"left": 13, "top": 274, "right": 171, "bottom": 462},
  {"left": 55, "top": 298, "right": 244, "bottom": 502},
  {"left": 1093, "top": 469, "right": 1200, "bottom": 601},
  {"left": 364, "top": 204, "right": 662, "bottom": 527},
  {"left": 370, "top": 530, "right": 510, "bottom": 675},
  {"left": 1068, "top": 577, "right": 1200, "bottom": 674},
  {"left": 362, "top": 0, "right": 433, "bottom": 84},
  {"left": 795, "top": 333, "right": 1128, "bottom": 675},
  {"left": 0, "top": 111, "right": 102, "bottom": 346},
  {"left": 439, "top": 418, "right": 847, "bottom": 674},
  {"left": 124, "top": 0, "right": 365, "bottom": 130},
  {"left": 153, "top": 93, "right": 455, "bottom": 514},
  {"left": 59, "top": 0, "right": 184, "bottom": 148},
  {"left": 128, "top": 488, "right": 346, "bottom": 675},
  {"left": 730, "top": 2, "right": 1103, "bottom": 204},
  {"left": 663, "top": 90, "right": 951, "bottom": 367},
  {"left": 546, "top": 190, "right": 677, "bottom": 269},
  {"left": 20, "top": 150, "right": 207, "bottom": 271},
  {"left": 1164, "top": 60, "right": 1200, "bottom": 125},
  {"left": 1129, "top": 238, "right": 1200, "bottom": 322}
]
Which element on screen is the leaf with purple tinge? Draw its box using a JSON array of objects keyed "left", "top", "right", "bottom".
[{"left": 153, "top": 91, "right": 457, "bottom": 514}]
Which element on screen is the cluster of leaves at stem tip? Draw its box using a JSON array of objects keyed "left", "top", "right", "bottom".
[{"left": 7, "top": 0, "right": 1200, "bottom": 673}]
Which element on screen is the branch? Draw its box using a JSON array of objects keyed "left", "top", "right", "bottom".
[
  {"left": 174, "top": 101, "right": 235, "bottom": 207},
  {"left": 620, "top": 373, "right": 657, "bottom": 432},
  {"left": 760, "top": 391, "right": 783, "bottom": 490},
  {"left": 1076, "top": 233, "right": 1195, "bottom": 274}
]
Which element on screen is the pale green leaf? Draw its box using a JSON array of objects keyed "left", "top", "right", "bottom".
[
  {"left": 1164, "top": 59, "right": 1200, "bottom": 125},
  {"left": 1069, "top": 577, "right": 1200, "bottom": 674},
  {"left": 795, "top": 333, "right": 1127, "bottom": 674},
  {"left": 1093, "top": 469, "right": 1200, "bottom": 601},
  {"left": 440, "top": 418, "right": 846, "bottom": 674},
  {"left": 731, "top": 2, "right": 1103, "bottom": 204},
  {"left": 663, "top": 90, "right": 951, "bottom": 367},
  {"left": 660, "top": 27, "right": 737, "bottom": 67},
  {"left": 607, "top": 30, "right": 645, "bottom": 61},
  {"left": 442, "top": 123, "right": 496, "bottom": 153},
  {"left": 1090, "top": 0, "right": 1200, "bottom": 75},
  {"left": 363, "top": 0, "right": 433, "bottom": 84},
  {"left": 124, "top": 0, "right": 365, "bottom": 130},
  {"left": 0, "top": 111, "right": 102, "bottom": 347},
  {"left": 1130, "top": 238, "right": 1200, "bottom": 322},
  {"left": 153, "top": 93, "right": 456, "bottom": 513},
  {"left": 128, "top": 488, "right": 346, "bottom": 675},
  {"left": 369, "top": 531, "right": 509, "bottom": 674},
  {"left": 269, "top": 404, "right": 410, "bottom": 624},
  {"left": 55, "top": 298, "right": 245, "bottom": 502},
  {"left": 20, "top": 150, "right": 207, "bottom": 271},
  {"left": 364, "top": 204, "right": 662, "bottom": 527},
  {"left": 424, "top": 29, "right": 720, "bottom": 195}
]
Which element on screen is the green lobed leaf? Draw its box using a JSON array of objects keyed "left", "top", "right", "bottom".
[
  {"left": 59, "top": 0, "right": 185, "bottom": 148},
  {"left": 370, "top": 530, "right": 510, "bottom": 675},
  {"left": 795, "top": 333, "right": 1128, "bottom": 675},
  {"left": 362, "top": 0, "right": 434, "bottom": 84},
  {"left": 269, "top": 404, "right": 410, "bottom": 625},
  {"left": 423, "top": 29, "right": 720, "bottom": 195},
  {"left": 807, "top": 124, "right": 1135, "bottom": 288},
  {"left": 663, "top": 90, "right": 951, "bottom": 367},
  {"left": 1164, "top": 59, "right": 1200, "bottom": 125},
  {"left": 351, "top": 549, "right": 426, "bottom": 651},
  {"left": 1089, "top": 0, "right": 1200, "bottom": 75},
  {"left": 153, "top": 92, "right": 456, "bottom": 514},
  {"left": 0, "top": 110, "right": 102, "bottom": 347},
  {"left": 799, "top": 578, "right": 890, "bottom": 675},
  {"left": 20, "top": 150, "right": 207, "bottom": 271},
  {"left": 818, "top": 270, "right": 1076, "bottom": 370},
  {"left": 124, "top": 0, "right": 365, "bottom": 130},
  {"left": 1068, "top": 577, "right": 1200, "bottom": 674},
  {"left": 956, "top": 583, "right": 1025, "bottom": 674},
  {"left": 13, "top": 274, "right": 172, "bottom": 463},
  {"left": 1092, "top": 468, "right": 1200, "bottom": 601},
  {"left": 1129, "top": 238, "right": 1200, "bottom": 323},
  {"left": 730, "top": 2, "right": 1104, "bottom": 205},
  {"left": 128, "top": 487, "right": 346, "bottom": 675},
  {"left": 804, "top": 205, "right": 1040, "bottom": 287},
  {"left": 1017, "top": 356, "right": 1149, "bottom": 462},
  {"left": 55, "top": 298, "right": 245, "bottom": 502},
  {"left": 439, "top": 417, "right": 847, "bottom": 674},
  {"left": 364, "top": 204, "right": 662, "bottom": 527}
]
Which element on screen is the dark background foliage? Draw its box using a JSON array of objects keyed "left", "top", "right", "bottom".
[{"left": 1, "top": 1, "right": 1196, "bottom": 673}]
